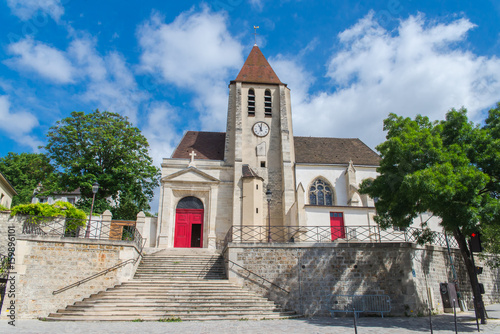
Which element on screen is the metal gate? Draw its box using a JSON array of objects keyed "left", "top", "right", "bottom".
[{"left": 0, "top": 253, "right": 12, "bottom": 314}]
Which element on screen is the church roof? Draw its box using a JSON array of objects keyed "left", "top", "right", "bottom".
[
  {"left": 234, "top": 45, "right": 283, "bottom": 85},
  {"left": 242, "top": 165, "right": 263, "bottom": 179},
  {"left": 171, "top": 131, "right": 380, "bottom": 166},
  {"left": 294, "top": 137, "right": 381, "bottom": 166},
  {"left": 171, "top": 131, "right": 226, "bottom": 161}
]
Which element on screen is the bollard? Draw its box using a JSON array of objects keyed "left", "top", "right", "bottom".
[{"left": 453, "top": 299, "right": 458, "bottom": 334}]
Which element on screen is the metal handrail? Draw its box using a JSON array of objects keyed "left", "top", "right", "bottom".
[
  {"left": 52, "top": 255, "right": 142, "bottom": 295},
  {"left": 219, "top": 225, "right": 458, "bottom": 251},
  {"left": 225, "top": 258, "right": 290, "bottom": 294}
]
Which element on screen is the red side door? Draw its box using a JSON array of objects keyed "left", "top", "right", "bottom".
[
  {"left": 174, "top": 209, "right": 203, "bottom": 248},
  {"left": 330, "top": 212, "right": 345, "bottom": 241}
]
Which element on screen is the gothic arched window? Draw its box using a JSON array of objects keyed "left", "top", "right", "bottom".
[
  {"left": 264, "top": 89, "right": 272, "bottom": 116},
  {"left": 248, "top": 89, "right": 255, "bottom": 115},
  {"left": 309, "top": 178, "right": 334, "bottom": 206}
]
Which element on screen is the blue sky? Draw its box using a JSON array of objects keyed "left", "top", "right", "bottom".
[{"left": 1, "top": 0, "right": 500, "bottom": 211}]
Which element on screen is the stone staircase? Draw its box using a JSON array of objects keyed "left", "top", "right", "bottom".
[{"left": 45, "top": 249, "right": 296, "bottom": 321}]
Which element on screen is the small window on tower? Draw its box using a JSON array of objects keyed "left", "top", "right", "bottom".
[
  {"left": 261, "top": 161, "right": 266, "bottom": 168},
  {"left": 264, "top": 90, "right": 272, "bottom": 116},
  {"left": 248, "top": 89, "right": 255, "bottom": 116}
]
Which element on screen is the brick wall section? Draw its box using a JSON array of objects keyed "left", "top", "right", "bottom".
[
  {"left": 1, "top": 234, "right": 140, "bottom": 319},
  {"left": 225, "top": 243, "right": 500, "bottom": 317}
]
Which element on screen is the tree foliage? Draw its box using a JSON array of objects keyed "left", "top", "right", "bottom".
[
  {"left": 43, "top": 110, "right": 160, "bottom": 217},
  {"left": 0, "top": 152, "right": 55, "bottom": 206},
  {"left": 360, "top": 103, "right": 500, "bottom": 323}
]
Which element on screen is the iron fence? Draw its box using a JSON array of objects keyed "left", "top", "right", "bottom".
[
  {"left": 221, "top": 225, "right": 458, "bottom": 250},
  {"left": 0, "top": 253, "right": 12, "bottom": 314},
  {"left": 20, "top": 215, "right": 144, "bottom": 252}
]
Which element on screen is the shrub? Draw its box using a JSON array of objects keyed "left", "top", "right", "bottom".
[{"left": 10, "top": 201, "right": 87, "bottom": 230}]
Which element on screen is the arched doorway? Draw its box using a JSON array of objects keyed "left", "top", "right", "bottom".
[{"left": 174, "top": 196, "right": 204, "bottom": 248}]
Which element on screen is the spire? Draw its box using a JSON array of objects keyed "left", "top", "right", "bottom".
[{"left": 234, "top": 45, "right": 283, "bottom": 84}]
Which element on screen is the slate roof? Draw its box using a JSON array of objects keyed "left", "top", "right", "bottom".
[
  {"left": 242, "top": 165, "right": 262, "bottom": 179},
  {"left": 294, "top": 137, "right": 380, "bottom": 166},
  {"left": 171, "top": 131, "right": 226, "bottom": 161},
  {"left": 171, "top": 132, "right": 380, "bottom": 166},
  {"left": 234, "top": 45, "right": 283, "bottom": 85}
]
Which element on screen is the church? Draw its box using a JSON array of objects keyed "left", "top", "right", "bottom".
[{"left": 155, "top": 45, "right": 385, "bottom": 250}]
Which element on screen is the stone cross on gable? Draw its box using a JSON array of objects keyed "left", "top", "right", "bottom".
[{"left": 189, "top": 150, "right": 197, "bottom": 167}]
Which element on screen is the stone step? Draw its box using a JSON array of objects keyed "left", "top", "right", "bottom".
[
  {"left": 44, "top": 312, "right": 299, "bottom": 321},
  {"left": 74, "top": 300, "right": 276, "bottom": 307},
  {"left": 87, "top": 291, "right": 265, "bottom": 297},
  {"left": 49, "top": 309, "right": 288, "bottom": 317},
  {"left": 64, "top": 305, "right": 279, "bottom": 312},
  {"left": 48, "top": 252, "right": 297, "bottom": 321}
]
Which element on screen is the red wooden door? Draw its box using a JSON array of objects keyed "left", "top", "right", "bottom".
[
  {"left": 330, "top": 212, "right": 345, "bottom": 241},
  {"left": 174, "top": 209, "right": 203, "bottom": 248}
]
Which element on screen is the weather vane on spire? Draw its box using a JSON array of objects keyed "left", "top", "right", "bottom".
[{"left": 253, "top": 26, "right": 259, "bottom": 45}]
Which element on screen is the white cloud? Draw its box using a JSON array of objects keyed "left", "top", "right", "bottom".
[
  {"left": 0, "top": 95, "right": 42, "bottom": 150},
  {"left": 137, "top": 8, "right": 244, "bottom": 130},
  {"left": 70, "top": 40, "right": 148, "bottom": 123},
  {"left": 6, "top": 0, "right": 64, "bottom": 21},
  {"left": 289, "top": 13, "right": 500, "bottom": 149},
  {"left": 6, "top": 38, "right": 75, "bottom": 83},
  {"left": 249, "top": 0, "right": 264, "bottom": 11},
  {"left": 141, "top": 102, "right": 182, "bottom": 214}
]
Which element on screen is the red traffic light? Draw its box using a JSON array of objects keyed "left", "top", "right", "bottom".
[{"left": 470, "top": 232, "right": 483, "bottom": 253}]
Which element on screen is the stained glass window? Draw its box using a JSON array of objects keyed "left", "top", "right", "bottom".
[{"left": 309, "top": 179, "right": 334, "bottom": 206}]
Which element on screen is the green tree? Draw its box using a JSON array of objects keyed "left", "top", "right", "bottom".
[
  {"left": 360, "top": 104, "right": 500, "bottom": 324},
  {"left": 43, "top": 110, "right": 160, "bottom": 218},
  {"left": 0, "top": 152, "right": 55, "bottom": 206}
]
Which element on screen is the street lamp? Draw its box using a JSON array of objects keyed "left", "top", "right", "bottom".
[
  {"left": 85, "top": 181, "right": 99, "bottom": 238},
  {"left": 266, "top": 188, "right": 272, "bottom": 243}
]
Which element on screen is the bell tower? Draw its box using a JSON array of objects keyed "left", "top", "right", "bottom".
[{"left": 224, "top": 45, "right": 296, "bottom": 228}]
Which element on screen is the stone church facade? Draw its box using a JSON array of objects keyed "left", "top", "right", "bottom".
[{"left": 155, "top": 45, "right": 400, "bottom": 249}]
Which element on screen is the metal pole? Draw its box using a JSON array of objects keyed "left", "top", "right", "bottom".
[
  {"left": 85, "top": 192, "right": 96, "bottom": 238},
  {"left": 453, "top": 299, "right": 458, "bottom": 334},
  {"left": 267, "top": 198, "right": 271, "bottom": 243},
  {"left": 353, "top": 307, "right": 358, "bottom": 334},
  {"left": 429, "top": 306, "right": 433, "bottom": 334},
  {"left": 474, "top": 297, "right": 480, "bottom": 332}
]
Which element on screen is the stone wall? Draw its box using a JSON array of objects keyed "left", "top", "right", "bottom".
[
  {"left": 0, "top": 212, "right": 23, "bottom": 256},
  {"left": 224, "top": 243, "right": 500, "bottom": 317},
  {"left": 1, "top": 233, "right": 141, "bottom": 319}
]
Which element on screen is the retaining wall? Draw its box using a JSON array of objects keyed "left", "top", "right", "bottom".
[
  {"left": 1, "top": 212, "right": 141, "bottom": 319},
  {"left": 224, "top": 242, "right": 500, "bottom": 317}
]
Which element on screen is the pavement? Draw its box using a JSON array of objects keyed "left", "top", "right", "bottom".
[{"left": 1, "top": 304, "right": 500, "bottom": 334}]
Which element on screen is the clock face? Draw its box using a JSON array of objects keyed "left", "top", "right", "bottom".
[{"left": 253, "top": 122, "right": 269, "bottom": 137}]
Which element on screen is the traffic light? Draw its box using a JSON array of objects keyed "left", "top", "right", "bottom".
[{"left": 470, "top": 232, "right": 483, "bottom": 253}]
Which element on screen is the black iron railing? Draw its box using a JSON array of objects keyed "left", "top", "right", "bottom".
[
  {"left": 220, "top": 225, "right": 458, "bottom": 250},
  {"left": 0, "top": 253, "right": 12, "bottom": 314},
  {"left": 225, "top": 258, "right": 290, "bottom": 294},
  {"left": 52, "top": 257, "right": 141, "bottom": 295},
  {"left": 20, "top": 215, "right": 144, "bottom": 252}
]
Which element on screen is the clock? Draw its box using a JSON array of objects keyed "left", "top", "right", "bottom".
[{"left": 252, "top": 122, "right": 269, "bottom": 137}]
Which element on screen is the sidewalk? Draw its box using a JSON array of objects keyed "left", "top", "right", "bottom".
[{"left": 2, "top": 304, "right": 500, "bottom": 334}]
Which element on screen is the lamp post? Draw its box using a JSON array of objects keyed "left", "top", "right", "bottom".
[
  {"left": 266, "top": 188, "right": 272, "bottom": 243},
  {"left": 85, "top": 181, "right": 99, "bottom": 238}
]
